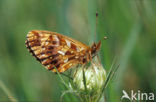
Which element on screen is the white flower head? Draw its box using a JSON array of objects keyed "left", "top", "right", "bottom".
[{"left": 72, "top": 60, "right": 106, "bottom": 94}]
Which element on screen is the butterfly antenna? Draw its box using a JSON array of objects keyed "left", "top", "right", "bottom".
[
  {"left": 94, "top": 12, "right": 98, "bottom": 41},
  {"left": 103, "top": 36, "right": 108, "bottom": 40},
  {"left": 95, "top": 12, "right": 108, "bottom": 43}
]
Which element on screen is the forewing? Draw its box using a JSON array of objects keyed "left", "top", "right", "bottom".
[{"left": 25, "top": 30, "right": 88, "bottom": 73}]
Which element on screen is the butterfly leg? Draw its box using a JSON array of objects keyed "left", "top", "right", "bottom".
[
  {"left": 61, "top": 73, "right": 73, "bottom": 80},
  {"left": 96, "top": 54, "right": 101, "bottom": 64},
  {"left": 73, "top": 64, "right": 81, "bottom": 78}
]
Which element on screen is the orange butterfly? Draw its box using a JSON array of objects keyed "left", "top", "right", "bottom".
[{"left": 25, "top": 30, "right": 102, "bottom": 73}]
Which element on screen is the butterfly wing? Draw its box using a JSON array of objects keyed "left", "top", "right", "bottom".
[{"left": 25, "top": 30, "right": 89, "bottom": 73}]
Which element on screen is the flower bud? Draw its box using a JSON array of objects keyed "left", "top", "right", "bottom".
[{"left": 70, "top": 60, "right": 106, "bottom": 101}]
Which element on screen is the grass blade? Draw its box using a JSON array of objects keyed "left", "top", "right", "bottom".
[{"left": 0, "top": 80, "right": 17, "bottom": 102}]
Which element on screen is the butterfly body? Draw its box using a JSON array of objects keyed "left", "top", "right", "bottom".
[{"left": 25, "top": 30, "right": 101, "bottom": 73}]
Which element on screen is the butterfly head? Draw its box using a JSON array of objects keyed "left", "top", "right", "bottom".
[{"left": 90, "top": 41, "right": 101, "bottom": 58}]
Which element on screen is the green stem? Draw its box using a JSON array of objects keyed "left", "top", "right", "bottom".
[{"left": 0, "top": 80, "right": 17, "bottom": 102}]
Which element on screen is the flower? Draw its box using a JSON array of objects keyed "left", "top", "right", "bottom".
[{"left": 70, "top": 60, "right": 106, "bottom": 102}]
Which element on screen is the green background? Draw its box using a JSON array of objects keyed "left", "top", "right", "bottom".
[{"left": 0, "top": 0, "right": 156, "bottom": 102}]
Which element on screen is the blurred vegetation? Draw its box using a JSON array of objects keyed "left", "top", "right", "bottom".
[{"left": 0, "top": 0, "right": 156, "bottom": 102}]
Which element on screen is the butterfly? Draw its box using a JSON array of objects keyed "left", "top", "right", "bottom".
[{"left": 25, "top": 30, "right": 102, "bottom": 73}]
